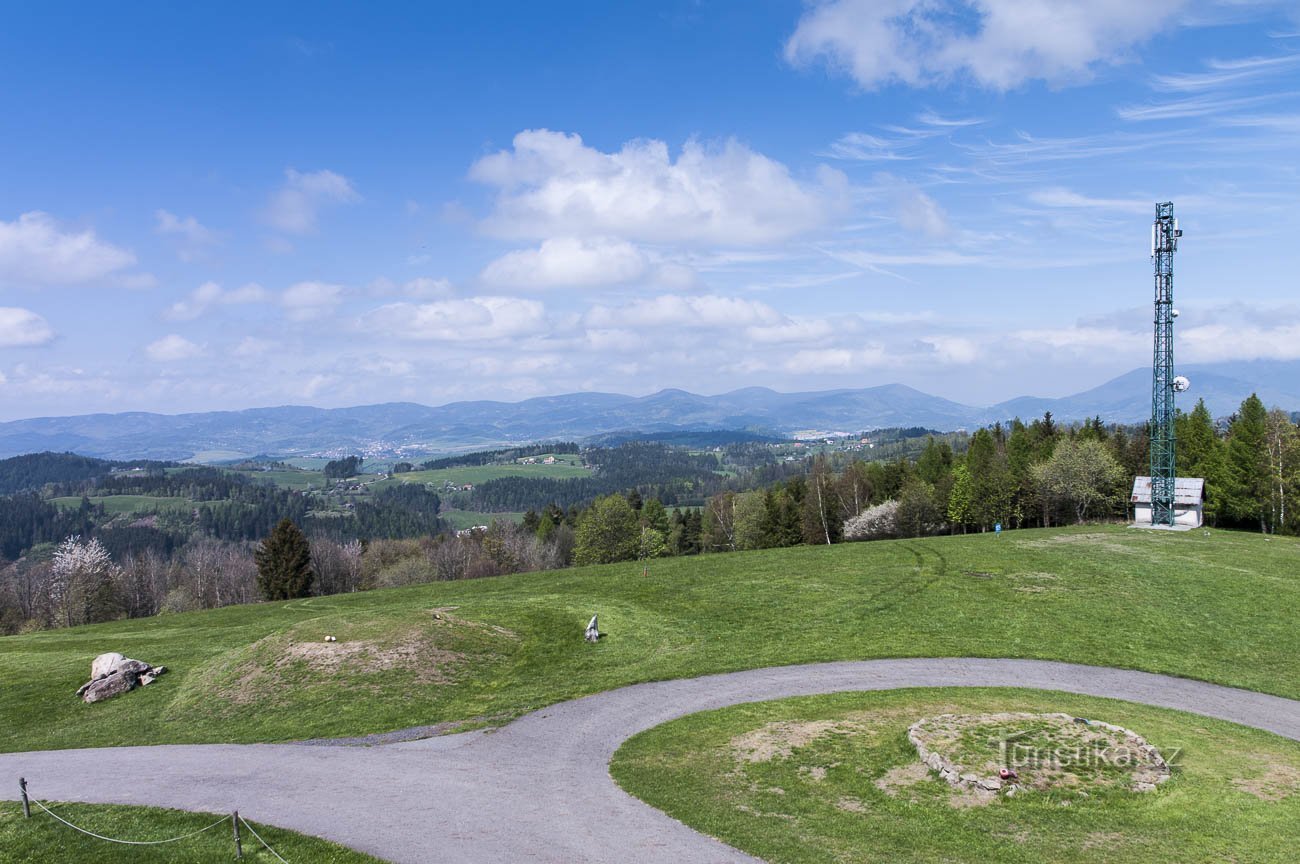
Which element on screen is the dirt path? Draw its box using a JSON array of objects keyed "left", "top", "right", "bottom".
[{"left": 5, "top": 658, "right": 1300, "bottom": 863}]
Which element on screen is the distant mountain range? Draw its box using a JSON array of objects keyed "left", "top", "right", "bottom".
[{"left": 2, "top": 359, "right": 1298, "bottom": 461}]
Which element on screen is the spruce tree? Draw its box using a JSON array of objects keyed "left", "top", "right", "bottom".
[{"left": 255, "top": 518, "right": 314, "bottom": 600}]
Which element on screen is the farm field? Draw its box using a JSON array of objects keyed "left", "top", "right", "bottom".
[
  {"left": 50, "top": 495, "right": 195, "bottom": 514},
  {"left": 2, "top": 525, "right": 1299, "bottom": 753},
  {"left": 228, "top": 468, "right": 326, "bottom": 490},
  {"left": 612, "top": 687, "right": 1300, "bottom": 864},
  {"left": 371, "top": 457, "right": 590, "bottom": 491}
]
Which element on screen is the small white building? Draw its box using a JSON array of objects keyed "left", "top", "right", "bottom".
[{"left": 1131, "top": 476, "right": 1205, "bottom": 529}]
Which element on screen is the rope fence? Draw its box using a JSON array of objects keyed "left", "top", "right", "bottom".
[{"left": 18, "top": 776, "right": 291, "bottom": 861}]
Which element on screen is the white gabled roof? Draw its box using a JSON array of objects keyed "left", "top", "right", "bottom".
[{"left": 1131, "top": 476, "right": 1205, "bottom": 505}]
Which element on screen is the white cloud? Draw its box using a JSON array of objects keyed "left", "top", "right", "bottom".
[
  {"left": 745, "top": 319, "right": 837, "bottom": 344},
  {"left": 584, "top": 294, "right": 785, "bottom": 330},
  {"left": 0, "top": 307, "right": 54, "bottom": 347},
  {"left": 0, "top": 212, "right": 136, "bottom": 286},
  {"left": 263, "top": 169, "right": 359, "bottom": 234},
  {"left": 785, "top": 0, "right": 1186, "bottom": 90},
  {"left": 146, "top": 334, "right": 204, "bottom": 362},
  {"left": 233, "top": 336, "right": 273, "bottom": 357},
  {"left": 1028, "top": 187, "right": 1151, "bottom": 214},
  {"left": 471, "top": 129, "right": 846, "bottom": 245},
  {"left": 784, "top": 346, "right": 890, "bottom": 373},
  {"left": 481, "top": 237, "right": 651, "bottom": 288},
  {"left": 1150, "top": 53, "right": 1300, "bottom": 93},
  {"left": 166, "top": 281, "right": 268, "bottom": 320},
  {"left": 825, "top": 132, "right": 916, "bottom": 162},
  {"left": 155, "top": 210, "right": 218, "bottom": 260},
  {"left": 281, "top": 281, "right": 343, "bottom": 321},
  {"left": 363, "top": 296, "right": 547, "bottom": 342},
  {"left": 886, "top": 178, "right": 951, "bottom": 238}
]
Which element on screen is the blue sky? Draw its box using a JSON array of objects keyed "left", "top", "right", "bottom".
[{"left": 2, "top": 1, "right": 1298, "bottom": 421}]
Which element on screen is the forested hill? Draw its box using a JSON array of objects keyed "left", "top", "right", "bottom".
[
  {"left": 0, "top": 453, "right": 174, "bottom": 495},
  {"left": 3, "top": 360, "right": 1298, "bottom": 461}
]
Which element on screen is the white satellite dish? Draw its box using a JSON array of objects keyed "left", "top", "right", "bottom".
[
  {"left": 1173, "top": 376, "right": 1191, "bottom": 392},
  {"left": 1172, "top": 308, "right": 1180, "bottom": 318}
]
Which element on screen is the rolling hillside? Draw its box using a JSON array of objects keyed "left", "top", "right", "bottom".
[{"left": 2, "top": 525, "right": 1297, "bottom": 753}]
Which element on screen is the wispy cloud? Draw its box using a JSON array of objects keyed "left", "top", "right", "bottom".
[
  {"left": 1151, "top": 53, "right": 1300, "bottom": 92},
  {"left": 1118, "top": 92, "right": 1281, "bottom": 121}
]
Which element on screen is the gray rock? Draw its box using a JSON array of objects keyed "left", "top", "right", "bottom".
[
  {"left": 584, "top": 614, "right": 600, "bottom": 643},
  {"left": 83, "top": 668, "right": 140, "bottom": 704},
  {"left": 90, "top": 652, "right": 126, "bottom": 680},
  {"left": 79, "top": 656, "right": 166, "bottom": 703}
]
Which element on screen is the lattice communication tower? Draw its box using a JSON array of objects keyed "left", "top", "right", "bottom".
[{"left": 1150, "top": 202, "right": 1185, "bottom": 526}]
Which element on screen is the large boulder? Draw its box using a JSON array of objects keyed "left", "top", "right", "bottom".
[
  {"left": 77, "top": 655, "right": 167, "bottom": 703},
  {"left": 90, "top": 652, "right": 126, "bottom": 679}
]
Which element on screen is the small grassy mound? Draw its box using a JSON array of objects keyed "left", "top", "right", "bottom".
[
  {"left": 0, "top": 801, "right": 383, "bottom": 863},
  {"left": 611, "top": 688, "right": 1300, "bottom": 864},
  {"left": 2, "top": 526, "right": 1299, "bottom": 752},
  {"left": 164, "top": 607, "right": 520, "bottom": 739}
]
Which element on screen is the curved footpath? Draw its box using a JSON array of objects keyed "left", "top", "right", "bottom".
[{"left": 5, "top": 658, "right": 1300, "bottom": 863}]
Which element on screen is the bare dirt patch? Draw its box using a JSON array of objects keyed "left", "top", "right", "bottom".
[
  {"left": 1232, "top": 763, "right": 1300, "bottom": 802},
  {"left": 276, "top": 638, "right": 465, "bottom": 682},
  {"left": 731, "top": 720, "right": 855, "bottom": 763},
  {"left": 1015, "top": 533, "right": 1139, "bottom": 555},
  {"left": 874, "top": 761, "right": 929, "bottom": 797}
]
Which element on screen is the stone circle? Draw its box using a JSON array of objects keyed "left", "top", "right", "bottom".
[{"left": 908, "top": 712, "right": 1171, "bottom": 796}]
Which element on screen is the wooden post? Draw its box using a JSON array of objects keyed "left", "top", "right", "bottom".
[
  {"left": 232, "top": 810, "right": 243, "bottom": 859},
  {"left": 19, "top": 777, "right": 30, "bottom": 819}
]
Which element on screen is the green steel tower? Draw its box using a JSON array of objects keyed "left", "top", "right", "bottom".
[{"left": 1149, "top": 202, "right": 1185, "bottom": 526}]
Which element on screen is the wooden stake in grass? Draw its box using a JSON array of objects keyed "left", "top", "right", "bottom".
[
  {"left": 232, "top": 810, "right": 243, "bottom": 859},
  {"left": 19, "top": 777, "right": 29, "bottom": 819}
]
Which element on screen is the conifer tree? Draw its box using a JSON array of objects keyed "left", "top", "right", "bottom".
[{"left": 255, "top": 518, "right": 314, "bottom": 600}]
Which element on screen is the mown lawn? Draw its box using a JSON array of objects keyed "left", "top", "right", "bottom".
[
  {"left": 0, "top": 801, "right": 383, "bottom": 863},
  {"left": 612, "top": 687, "right": 1300, "bottom": 863},
  {"left": 2, "top": 525, "right": 1298, "bottom": 753}
]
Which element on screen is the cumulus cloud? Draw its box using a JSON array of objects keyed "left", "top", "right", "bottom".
[
  {"left": 263, "top": 169, "right": 359, "bottom": 234},
  {"left": 584, "top": 294, "right": 785, "bottom": 330},
  {"left": 481, "top": 237, "right": 651, "bottom": 289},
  {"left": 0, "top": 307, "right": 55, "bottom": 347},
  {"left": 471, "top": 129, "right": 846, "bottom": 245},
  {"left": 155, "top": 210, "right": 218, "bottom": 260},
  {"left": 363, "top": 296, "right": 547, "bottom": 342},
  {"left": 785, "top": 0, "right": 1185, "bottom": 90},
  {"left": 166, "top": 281, "right": 268, "bottom": 321},
  {"left": 0, "top": 212, "right": 136, "bottom": 286},
  {"left": 146, "top": 334, "right": 204, "bottom": 362},
  {"left": 784, "top": 346, "right": 891, "bottom": 373},
  {"left": 281, "top": 281, "right": 343, "bottom": 321}
]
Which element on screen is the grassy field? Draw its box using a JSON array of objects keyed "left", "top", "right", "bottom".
[
  {"left": 50, "top": 495, "right": 195, "bottom": 514},
  {"left": 371, "top": 458, "right": 589, "bottom": 491},
  {"left": 229, "top": 468, "right": 326, "bottom": 490},
  {"left": 612, "top": 687, "right": 1300, "bottom": 863},
  {"left": 0, "top": 801, "right": 382, "bottom": 863},
  {"left": 437, "top": 509, "right": 526, "bottom": 530},
  {"left": 2, "top": 526, "right": 1299, "bottom": 753}
]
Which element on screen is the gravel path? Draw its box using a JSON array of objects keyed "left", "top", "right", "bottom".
[{"left": 5, "top": 658, "right": 1300, "bottom": 863}]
